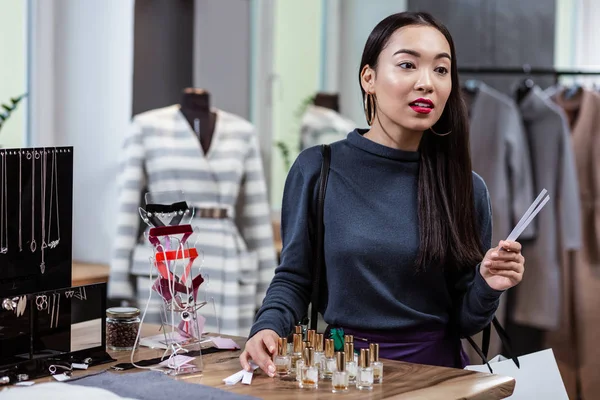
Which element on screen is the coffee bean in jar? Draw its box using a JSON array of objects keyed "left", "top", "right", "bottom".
[{"left": 106, "top": 307, "right": 141, "bottom": 351}]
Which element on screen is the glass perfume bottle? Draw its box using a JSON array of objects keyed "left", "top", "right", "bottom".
[
  {"left": 300, "top": 347, "right": 319, "bottom": 389},
  {"left": 291, "top": 333, "right": 303, "bottom": 374},
  {"left": 332, "top": 351, "right": 349, "bottom": 393},
  {"left": 321, "top": 338, "right": 336, "bottom": 380},
  {"left": 345, "top": 335, "right": 357, "bottom": 362},
  {"left": 296, "top": 340, "right": 309, "bottom": 382},
  {"left": 356, "top": 348, "right": 374, "bottom": 390},
  {"left": 307, "top": 329, "right": 316, "bottom": 348},
  {"left": 314, "top": 333, "right": 325, "bottom": 374},
  {"left": 345, "top": 342, "right": 357, "bottom": 383},
  {"left": 274, "top": 337, "right": 291, "bottom": 376},
  {"left": 370, "top": 343, "right": 383, "bottom": 383}
]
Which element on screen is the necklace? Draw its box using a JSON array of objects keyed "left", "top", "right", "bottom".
[
  {"left": 0, "top": 151, "right": 7, "bottom": 254},
  {"left": 40, "top": 150, "right": 47, "bottom": 274},
  {"left": 47, "top": 148, "right": 60, "bottom": 248},
  {"left": 30, "top": 151, "right": 37, "bottom": 253},
  {"left": 19, "top": 150, "right": 22, "bottom": 252}
]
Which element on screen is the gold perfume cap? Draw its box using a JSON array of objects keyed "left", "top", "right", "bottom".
[
  {"left": 293, "top": 333, "right": 303, "bottom": 353},
  {"left": 344, "top": 342, "right": 354, "bottom": 360},
  {"left": 315, "top": 334, "right": 324, "bottom": 352},
  {"left": 344, "top": 334, "right": 354, "bottom": 343},
  {"left": 325, "top": 338, "right": 334, "bottom": 358},
  {"left": 304, "top": 347, "right": 314, "bottom": 365},
  {"left": 303, "top": 341, "right": 310, "bottom": 352},
  {"left": 295, "top": 325, "right": 302, "bottom": 334},
  {"left": 370, "top": 343, "right": 380, "bottom": 362},
  {"left": 359, "top": 348, "right": 370, "bottom": 368},
  {"left": 278, "top": 337, "right": 288, "bottom": 356},
  {"left": 335, "top": 351, "right": 346, "bottom": 372},
  {"left": 307, "top": 330, "right": 316, "bottom": 347}
]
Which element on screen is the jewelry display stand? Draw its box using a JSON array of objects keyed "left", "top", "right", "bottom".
[
  {"left": 0, "top": 147, "right": 112, "bottom": 384},
  {"left": 133, "top": 190, "right": 209, "bottom": 376},
  {"left": 0, "top": 147, "right": 73, "bottom": 296},
  {"left": 0, "top": 282, "right": 113, "bottom": 383}
]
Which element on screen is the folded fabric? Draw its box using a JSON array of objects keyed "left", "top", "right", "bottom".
[
  {"left": 0, "top": 382, "right": 137, "bottom": 400},
  {"left": 67, "top": 370, "right": 259, "bottom": 400}
]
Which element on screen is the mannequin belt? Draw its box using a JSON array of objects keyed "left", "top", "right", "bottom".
[{"left": 194, "top": 207, "right": 229, "bottom": 219}]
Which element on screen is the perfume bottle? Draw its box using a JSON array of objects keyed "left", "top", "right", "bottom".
[
  {"left": 370, "top": 343, "right": 383, "bottom": 383},
  {"left": 356, "top": 348, "right": 374, "bottom": 390},
  {"left": 321, "top": 338, "right": 336, "bottom": 380},
  {"left": 300, "top": 348, "right": 319, "bottom": 389},
  {"left": 291, "top": 333, "right": 303, "bottom": 374},
  {"left": 332, "top": 351, "right": 349, "bottom": 393},
  {"left": 345, "top": 342, "right": 357, "bottom": 383},
  {"left": 307, "top": 329, "right": 316, "bottom": 348},
  {"left": 344, "top": 335, "right": 357, "bottom": 362},
  {"left": 296, "top": 340, "right": 310, "bottom": 382},
  {"left": 314, "top": 333, "right": 325, "bottom": 373},
  {"left": 274, "top": 337, "right": 291, "bottom": 376}
]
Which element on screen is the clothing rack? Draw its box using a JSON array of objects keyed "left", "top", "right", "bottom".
[
  {"left": 461, "top": 64, "right": 587, "bottom": 399},
  {"left": 458, "top": 65, "right": 600, "bottom": 77}
]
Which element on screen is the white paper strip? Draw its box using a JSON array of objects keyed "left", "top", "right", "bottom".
[
  {"left": 223, "top": 370, "right": 245, "bottom": 385},
  {"left": 241, "top": 370, "right": 254, "bottom": 385},
  {"left": 505, "top": 188, "right": 550, "bottom": 243}
]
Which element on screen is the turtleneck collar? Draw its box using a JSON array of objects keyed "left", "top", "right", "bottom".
[{"left": 346, "top": 129, "right": 420, "bottom": 162}]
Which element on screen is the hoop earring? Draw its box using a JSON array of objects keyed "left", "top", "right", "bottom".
[
  {"left": 429, "top": 125, "right": 452, "bottom": 136},
  {"left": 363, "top": 93, "right": 376, "bottom": 126}
]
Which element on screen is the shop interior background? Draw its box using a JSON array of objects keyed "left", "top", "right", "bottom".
[{"left": 1, "top": 0, "right": 599, "bottom": 397}]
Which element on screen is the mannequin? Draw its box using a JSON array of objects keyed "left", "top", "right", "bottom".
[
  {"left": 179, "top": 88, "right": 217, "bottom": 154},
  {"left": 313, "top": 92, "right": 339, "bottom": 112}
]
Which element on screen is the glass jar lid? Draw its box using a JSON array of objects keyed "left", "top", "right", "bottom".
[{"left": 106, "top": 307, "right": 140, "bottom": 319}]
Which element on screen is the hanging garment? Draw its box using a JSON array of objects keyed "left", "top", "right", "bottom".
[
  {"left": 510, "top": 85, "right": 581, "bottom": 330},
  {"left": 545, "top": 87, "right": 600, "bottom": 400},
  {"left": 550, "top": 88, "right": 600, "bottom": 268},
  {"left": 299, "top": 104, "right": 356, "bottom": 151},
  {"left": 462, "top": 81, "right": 536, "bottom": 360},
  {"left": 109, "top": 105, "right": 277, "bottom": 337}
]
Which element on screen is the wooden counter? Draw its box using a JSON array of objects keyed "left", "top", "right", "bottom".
[
  {"left": 72, "top": 262, "right": 109, "bottom": 287},
  {"left": 32, "top": 323, "right": 515, "bottom": 399}
]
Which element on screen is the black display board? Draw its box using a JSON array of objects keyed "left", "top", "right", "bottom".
[
  {"left": 0, "top": 147, "right": 73, "bottom": 297},
  {"left": 0, "top": 283, "right": 112, "bottom": 383}
]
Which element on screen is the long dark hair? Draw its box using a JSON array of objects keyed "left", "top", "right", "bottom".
[{"left": 359, "top": 11, "right": 484, "bottom": 271}]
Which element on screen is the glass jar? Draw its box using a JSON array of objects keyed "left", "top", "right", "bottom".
[{"left": 106, "top": 307, "right": 140, "bottom": 351}]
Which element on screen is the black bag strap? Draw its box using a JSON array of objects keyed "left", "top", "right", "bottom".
[
  {"left": 468, "top": 315, "right": 521, "bottom": 373},
  {"left": 310, "top": 144, "right": 331, "bottom": 331}
]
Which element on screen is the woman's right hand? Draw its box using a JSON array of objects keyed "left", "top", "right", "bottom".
[{"left": 239, "top": 329, "right": 279, "bottom": 377}]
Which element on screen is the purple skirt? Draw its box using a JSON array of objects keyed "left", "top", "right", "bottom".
[{"left": 327, "top": 325, "right": 470, "bottom": 369}]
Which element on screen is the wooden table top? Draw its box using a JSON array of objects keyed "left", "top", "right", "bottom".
[{"left": 31, "top": 323, "right": 515, "bottom": 399}]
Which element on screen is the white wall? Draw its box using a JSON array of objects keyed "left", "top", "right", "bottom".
[
  {"left": 0, "top": 0, "right": 27, "bottom": 148},
  {"left": 29, "top": 0, "right": 134, "bottom": 264},
  {"left": 339, "top": 0, "right": 408, "bottom": 126}
]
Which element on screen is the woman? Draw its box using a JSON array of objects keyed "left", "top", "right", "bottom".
[{"left": 240, "top": 11, "right": 525, "bottom": 376}]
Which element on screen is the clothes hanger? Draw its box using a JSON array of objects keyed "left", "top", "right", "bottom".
[{"left": 515, "top": 64, "right": 535, "bottom": 104}]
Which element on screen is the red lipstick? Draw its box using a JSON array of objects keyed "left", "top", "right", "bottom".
[{"left": 409, "top": 98, "right": 434, "bottom": 114}]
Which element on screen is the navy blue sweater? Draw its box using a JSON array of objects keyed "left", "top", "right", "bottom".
[{"left": 250, "top": 129, "right": 503, "bottom": 338}]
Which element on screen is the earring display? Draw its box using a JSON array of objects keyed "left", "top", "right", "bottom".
[
  {"left": 0, "top": 147, "right": 73, "bottom": 297},
  {"left": 131, "top": 190, "right": 207, "bottom": 376},
  {"left": 0, "top": 283, "right": 114, "bottom": 384}
]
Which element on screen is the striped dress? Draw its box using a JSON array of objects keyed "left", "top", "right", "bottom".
[{"left": 109, "top": 105, "right": 277, "bottom": 337}]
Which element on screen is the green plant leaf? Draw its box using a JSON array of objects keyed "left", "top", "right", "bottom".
[
  {"left": 0, "top": 114, "right": 6, "bottom": 122},
  {"left": 10, "top": 94, "right": 26, "bottom": 104},
  {"left": 1, "top": 105, "right": 11, "bottom": 113}
]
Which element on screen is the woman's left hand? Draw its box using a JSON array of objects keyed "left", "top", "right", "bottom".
[{"left": 480, "top": 240, "right": 525, "bottom": 291}]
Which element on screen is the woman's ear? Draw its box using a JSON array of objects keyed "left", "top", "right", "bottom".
[{"left": 360, "top": 64, "right": 376, "bottom": 94}]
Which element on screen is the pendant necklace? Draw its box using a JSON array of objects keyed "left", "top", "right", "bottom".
[
  {"left": 47, "top": 148, "right": 60, "bottom": 248},
  {"left": 19, "top": 150, "right": 22, "bottom": 251},
  {"left": 0, "top": 151, "right": 7, "bottom": 253},
  {"left": 40, "top": 150, "right": 47, "bottom": 274},
  {"left": 30, "top": 151, "right": 37, "bottom": 253}
]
